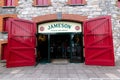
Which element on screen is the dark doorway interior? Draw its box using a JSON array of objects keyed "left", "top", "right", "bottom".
[
  {"left": 50, "top": 34, "right": 70, "bottom": 59},
  {"left": 71, "top": 33, "right": 84, "bottom": 63},
  {"left": 36, "top": 33, "right": 84, "bottom": 63},
  {"left": 37, "top": 34, "right": 48, "bottom": 63}
]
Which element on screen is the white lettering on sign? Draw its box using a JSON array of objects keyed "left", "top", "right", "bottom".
[{"left": 38, "top": 21, "right": 82, "bottom": 33}]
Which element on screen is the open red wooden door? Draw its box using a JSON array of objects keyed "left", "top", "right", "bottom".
[
  {"left": 7, "top": 18, "right": 36, "bottom": 68},
  {"left": 84, "top": 16, "right": 115, "bottom": 66},
  {"left": 2, "top": 18, "right": 10, "bottom": 60}
]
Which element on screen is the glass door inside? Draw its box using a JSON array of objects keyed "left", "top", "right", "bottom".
[
  {"left": 70, "top": 33, "right": 84, "bottom": 63},
  {"left": 36, "top": 33, "right": 84, "bottom": 63},
  {"left": 50, "top": 34, "right": 71, "bottom": 59},
  {"left": 37, "top": 34, "right": 49, "bottom": 63}
]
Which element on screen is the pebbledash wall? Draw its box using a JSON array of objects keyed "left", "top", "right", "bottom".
[{"left": 0, "top": 0, "right": 120, "bottom": 61}]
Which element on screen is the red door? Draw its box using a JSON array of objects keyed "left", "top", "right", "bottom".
[
  {"left": 37, "top": 0, "right": 48, "bottom": 5},
  {"left": 2, "top": 18, "right": 9, "bottom": 60},
  {"left": 84, "top": 16, "right": 115, "bottom": 66},
  {"left": 7, "top": 18, "right": 36, "bottom": 68},
  {"left": 5, "top": 0, "right": 14, "bottom": 6}
]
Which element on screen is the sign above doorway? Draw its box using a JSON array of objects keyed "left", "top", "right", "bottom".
[{"left": 38, "top": 21, "right": 82, "bottom": 33}]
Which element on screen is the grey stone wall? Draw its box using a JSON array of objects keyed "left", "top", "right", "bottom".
[
  {"left": 0, "top": 7, "right": 16, "bottom": 14},
  {"left": 0, "top": 0, "right": 120, "bottom": 61}
]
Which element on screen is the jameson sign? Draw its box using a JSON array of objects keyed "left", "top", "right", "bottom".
[
  {"left": 38, "top": 21, "right": 82, "bottom": 33},
  {"left": 48, "top": 23, "right": 71, "bottom": 30}
]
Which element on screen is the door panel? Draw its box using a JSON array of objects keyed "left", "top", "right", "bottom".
[
  {"left": 2, "top": 18, "right": 9, "bottom": 60},
  {"left": 9, "top": 36, "right": 35, "bottom": 47},
  {"left": 37, "top": 0, "right": 43, "bottom": 5},
  {"left": 84, "top": 16, "right": 115, "bottom": 66},
  {"left": 6, "top": 0, "right": 14, "bottom": 6},
  {"left": 43, "top": 0, "right": 48, "bottom": 5},
  {"left": 76, "top": 0, "right": 82, "bottom": 4},
  {"left": 7, "top": 18, "right": 36, "bottom": 68},
  {"left": 71, "top": 0, "right": 76, "bottom": 4}
]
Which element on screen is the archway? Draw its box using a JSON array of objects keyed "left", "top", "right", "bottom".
[
  {"left": 32, "top": 14, "right": 87, "bottom": 23},
  {"left": 6, "top": 14, "right": 115, "bottom": 67},
  {"left": 33, "top": 14, "right": 87, "bottom": 63}
]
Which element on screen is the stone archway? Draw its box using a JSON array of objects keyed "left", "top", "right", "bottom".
[{"left": 32, "top": 14, "right": 87, "bottom": 23}]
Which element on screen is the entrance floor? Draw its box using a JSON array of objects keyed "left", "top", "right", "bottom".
[
  {"left": 0, "top": 61, "right": 120, "bottom": 80},
  {"left": 51, "top": 59, "right": 69, "bottom": 64}
]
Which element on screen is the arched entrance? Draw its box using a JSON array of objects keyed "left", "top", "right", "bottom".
[
  {"left": 6, "top": 14, "right": 115, "bottom": 67},
  {"left": 33, "top": 14, "right": 87, "bottom": 62},
  {"left": 37, "top": 21, "right": 84, "bottom": 63},
  {"left": 33, "top": 14, "right": 115, "bottom": 66},
  {"left": 33, "top": 14, "right": 87, "bottom": 63}
]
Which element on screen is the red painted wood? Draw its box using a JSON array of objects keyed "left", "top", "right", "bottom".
[
  {"left": 37, "top": 0, "right": 43, "bottom": 5},
  {"left": 11, "top": 0, "right": 13, "bottom": 6},
  {"left": 37, "top": 0, "right": 49, "bottom": 6},
  {"left": 2, "top": 18, "right": 10, "bottom": 60},
  {"left": 2, "top": 44, "right": 7, "bottom": 60},
  {"left": 71, "top": 0, "right": 82, "bottom": 4},
  {"left": 71, "top": 0, "right": 76, "bottom": 4},
  {"left": 84, "top": 16, "right": 115, "bottom": 66},
  {"left": 3, "top": 18, "right": 9, "bottom": 31},
  {"left": 5, "top": 0, "right": 14, "bottom": 6},
  {"left": 43, "top": 0, "right": 48, "bottom": 5},
  {"left": 5, "top": 0, "right": 7, "bottom": 6},
  {"left": 117, "top": 1, "right": 120, "bottom": 8},
  {"left": 76, "top": 0, "right": 82, "bottom": 4},
  {"left": 7, "top": 18, "right": 36, "bottom": 68}
]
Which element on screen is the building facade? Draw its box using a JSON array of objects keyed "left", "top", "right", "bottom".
[{"left": 0, "top": 0, "right": 120, "bottom": 67}]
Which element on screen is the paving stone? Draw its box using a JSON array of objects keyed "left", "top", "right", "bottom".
[
  {"left": 96, "top": 73, "right": 110, "bottom": 78},
  {"left": 0, "top": 63, "right": 120, "bottom": 79},
  {"left": 76, "top": 70, "right": 85, "bottom": 74},
  {"left": 40, "top": 74, "right": 50, "bottom": 78},
  {"left": 42, "top": 69, "right": 52, "bottom": 74},
  {"left": 105, "top": 73, "right": 120, "bottom": 78},
  {"left": 87, "top": 73, "right": 99, "bottom": 78},
  {"left": 49, "top": 74, "right": 60, "bottom": 78},
  {"left": 84, "top": 69, "right": 94, "bottom": 74},
  {"left": 68, "top": 74, "right": 79, "bottom": 78},
  {"left": 50, "top": 70, "right": 59, "bottom": 74},
  {"left": 59, "top": 74, "right": 69, "bottom": 78},
  {"left": 78, "top": 74, "right": 89, "bottom": 79},
  {"left": 59, "top": 69, "right": 68, "bottom": 74},
  {"left": 67, "top": 69, "right": 77, "bottom": 74}
]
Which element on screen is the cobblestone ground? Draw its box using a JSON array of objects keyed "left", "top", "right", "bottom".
[{"left": 0, "top": 60, "right": 120, "bottom": 80}]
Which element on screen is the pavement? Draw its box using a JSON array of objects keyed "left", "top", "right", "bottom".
[{"left": 0, "top": 60, "right": 120, "bottom": 80}]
